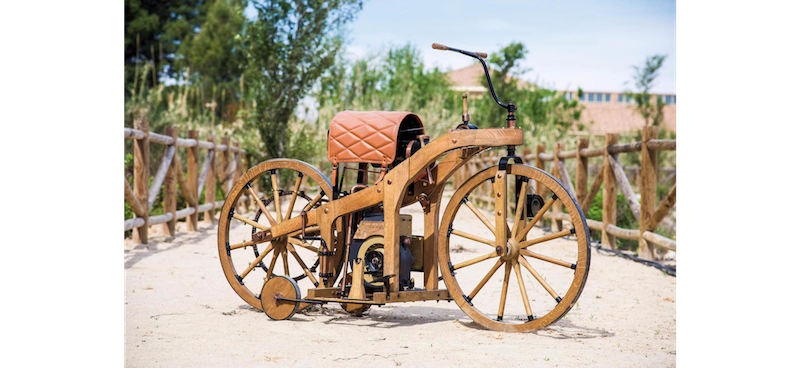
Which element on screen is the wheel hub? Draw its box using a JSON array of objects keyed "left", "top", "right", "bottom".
[{"left": 501, "top": 238, "right": 520, "bottom": 261}]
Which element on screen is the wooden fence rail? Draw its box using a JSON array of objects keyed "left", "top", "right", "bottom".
[
  {"left": 453, "top": 126, "right": 676, "bottom": 261},
  {"left": 124, "top": 118, "right": 259, "bottom": 244}
]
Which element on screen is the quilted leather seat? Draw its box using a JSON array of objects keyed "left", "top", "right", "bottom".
[{"left": 327, "top": 111, "right": 423, "bottom": 165}]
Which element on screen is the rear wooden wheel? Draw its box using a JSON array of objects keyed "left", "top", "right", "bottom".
[
  {"left": 438, "top": 164, "right": 590, "bottom": 332},
  {"left": 218, "top": 159, "right": 336, "bottom": 311}
]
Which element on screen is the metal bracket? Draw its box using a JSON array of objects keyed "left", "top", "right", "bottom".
[
  {"left": 417, "top": 193, "right": 430, "bottom": 212},
  {"left": 498, "top": 155, "right": 523, "bottom": 171}
]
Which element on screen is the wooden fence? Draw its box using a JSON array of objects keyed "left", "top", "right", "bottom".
[
  {"left": 452, "top": 126, "right": 676, "bottom": 261},
  {"left": 124, "top": 121, "right": 676, "bottom": 260},
  {"left": 124, "top": 118, "right": 257, "bottom": 244}
]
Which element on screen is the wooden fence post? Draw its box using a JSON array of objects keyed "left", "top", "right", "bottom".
[
  {"left": 187, "top": 130, "right": 199, "bottom": 231},
  {"left": 521, "top": 147, "right": 531, "bottom": 165},
  {"left": 234, "top": 140, "right": 245, "bottom": 213},
  {"left": 535, "top": 144, "right": 546, "bottom": 227},
  {"left": 205, "top": 134, "right": 217, "bottom": 224},
  {"left": 639, "top": 126, "right": 658, "bottom": 260},
  {"left": 133, "top": 118, "right": 150, "bottom": 244},
  {"left": 219, "top": 137, "right": 230, "bottom": 196},
  {"left": 602, "top": 133, "right": 618, "bottom": 249},
  {"left": 164, "top": 126, "right": 177, "bottom": 237},
  {"left": 576, "top": 138, "right": 589, "bottom": 207},
  {"left": 552, "top": 143, "right": 563, "bottom": 231}
]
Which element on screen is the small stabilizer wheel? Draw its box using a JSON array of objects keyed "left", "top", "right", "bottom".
[{"left": 260, "top": 275, "right": 301, "bottom": 320}]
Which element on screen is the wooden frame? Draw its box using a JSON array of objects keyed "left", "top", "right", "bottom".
[{"left": 220, "top": 128, "right": 523, "bottom": 298}]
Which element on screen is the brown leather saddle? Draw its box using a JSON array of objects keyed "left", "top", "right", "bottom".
[{"left": 327, "top": 111, "right": 424, "bottom": 166}]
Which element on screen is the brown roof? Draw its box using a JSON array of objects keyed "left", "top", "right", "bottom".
[
  {"left": 446, "top": 63, "right": 529, "bottom": 89},
  {"left": 578, "top": 104, "right": 676, "bottom": 134},
  {"left": 447, "top": 63, "right": 486, "bottom": 87}
]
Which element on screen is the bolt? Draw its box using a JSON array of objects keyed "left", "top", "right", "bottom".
[
  {"left": 377, "top": 188, "right": 381, "bottom": 193},
  {"left": 497, "top": 192, "right": 501, "bottom": 197},
  {"left": 497, "top": 173, "right": 502, "bottom": 178},
  {"left": 324, "top": 208, "right": 329, "bottom": 214},
  {"left": 388, "top": 179, "right": 392, "bottom": 185},
  {"left": 452, "top": 138, "right": 457, "bottom": 143},
  {"left": 496, "top": 246, "right": 503, "bottom": 253},
  {"left": 497, "top": 211, "right": 502, "bottom": 216}
]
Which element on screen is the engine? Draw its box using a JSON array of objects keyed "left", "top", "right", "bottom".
[{"left": 348, "top": 212, "right": 424, "bottom": 291}]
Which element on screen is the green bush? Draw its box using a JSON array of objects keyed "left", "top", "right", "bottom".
[{"left": 583, "top": 189, "right": 639, "bottom": 251}]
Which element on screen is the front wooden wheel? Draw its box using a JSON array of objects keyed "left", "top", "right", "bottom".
[
  {"left": 438, "top": 164, "right": 591, "bottom": 332},
  {"left": 218, "top": 159, "right": 336, "bottom": 311}
]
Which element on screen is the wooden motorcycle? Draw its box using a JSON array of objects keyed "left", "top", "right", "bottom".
[{"left": 217, "top": 43, "right": 590, "bottom": 332}]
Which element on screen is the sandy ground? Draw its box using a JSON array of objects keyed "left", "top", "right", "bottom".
[{"left": 125, "top": 193, "right": 676, "bottom": 367}]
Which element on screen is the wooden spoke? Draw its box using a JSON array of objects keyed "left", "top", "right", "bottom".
[
  {"left": 497, "top": 262, "right": 512, "bottom": 320},
  {"left": 288, "top": 237, "right": 320, "bottom": 253},
  {"left": 513, "top": 261, "right": 533, "bottom": 318},
  {"left": 518, "top": 255, "right": 560, "bottom": 300},
  {"left": 271, "top": 171, "right": 283, "bottom": 222},
  {"left": 285, "top": 242, "right": 319, "bottom": 286},
  {"left": 266, "top": 251, "right": 279, "bottom": 279},
  {"left": 518, "top": 228, "right": 572, "bottom": 249},
  {"left": 239, "top": 243, "right": 274, "bottom": 279},
  {"left": 453, "top": 250, "right": 499, "bottom": 270},
  {"left": 451, "top": 229, "right": 494, "bottom": 246},
  {"left": 248, "top": 186, "right": 276, "bottom": 226},
  {"left": 229, "top": 239, "right": 256, "bottom": 250},
  {"left": 464, "top": 200, "right": 496, "bottom": 233},
  {"left": 520, "top": 249, "right": 574, "bottom": 269},
  {"left": 511, "top": 180, "right": 529, "bottom": 237},
  {"left": 301, "top": 192, "right": 324, "bottom": 212},
  {"left": 281, "top": 250, "right": 290, "bottom": 275},
  {"left": 284, "top": 174, "right": 304, "bottom": 221},
  {"left": 232, "top": 213, "right": 269, "bottom": 231},
  {"left": 515, "top": 196, "right": 557, "bottom": 242},
  {"left": 468, "top": 258, "right": 505, "bottom": 300}
]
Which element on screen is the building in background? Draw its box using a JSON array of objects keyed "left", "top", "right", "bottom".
[{"left": 446, "top": 65, "right": 676, "bottom": 134}]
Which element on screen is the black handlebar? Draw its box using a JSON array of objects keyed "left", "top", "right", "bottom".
[{"left": 431, "top": 43, "right": 512, "bottom": 111}]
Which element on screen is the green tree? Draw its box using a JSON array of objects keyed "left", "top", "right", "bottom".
[
  {"left": 124, "top": 0, "right": 208, "bottom": 91},
  {"left": 318, "top": 45, "right": 450, "bottom": 112},
  {"left": 484, "top": 42, "right": 529, "bottom": 100},
  {"left": 626, "top": 55, "right": 667, "bottom": 126},
  {"left": 240, "top": 0, "right": 363, "bottom": 159},
  {"left": 178, "top": 0, "right": 247, "bottom": 84}
]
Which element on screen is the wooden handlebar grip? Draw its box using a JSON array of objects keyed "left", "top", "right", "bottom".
[
  {"left": 432, "top": 43, "right": 486, "bottom": 58},
  {"left": 462, "top": 93, "right": 469, "bottom": 114}
]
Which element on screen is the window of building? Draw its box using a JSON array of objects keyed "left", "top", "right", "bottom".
[
  {"left": 605, "top": 93, "right": 610, "bottom": 102},
  {"left": 665, "top": 95, "right": 672, "bottom": 104},
  {"left": 625, "top": 95, "right": 632, "bottom": 104},
  {"left": 618, "top": 94, "right": 623, "bottom": 102},
  {"left": 657, "top": 95, "right": 663, "bottom": 103},
  {"left": 673, "top": 95, "right": 676, "bottom": 104},
  {"left": 588, "top": 93, "right": 594, "bottom": 102},
  {"left": 579, "top": 93, "right": 585, "bottom": 101}
]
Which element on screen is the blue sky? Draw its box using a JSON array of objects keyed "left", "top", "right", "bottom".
[{"left": 246, "top": 0, "right": 676, "bottom": 94}]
